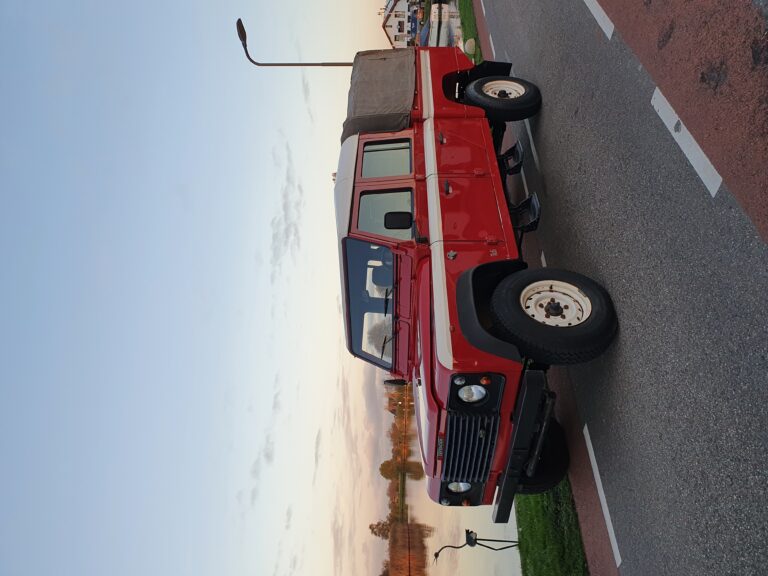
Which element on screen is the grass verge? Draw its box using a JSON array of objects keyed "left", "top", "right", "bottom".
[
  {"left": 420, "top": 0, "right": 432, "bottom": 24},
  {"left": 457, "top": 0, "right": 483, "bottom": 62},
  {"left": 515, "top": 478, "right": 589, "bottom": 576}
]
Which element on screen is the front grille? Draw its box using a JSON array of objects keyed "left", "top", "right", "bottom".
[{"left": 441, "top": 412, "right": 500, "bottom": 483}]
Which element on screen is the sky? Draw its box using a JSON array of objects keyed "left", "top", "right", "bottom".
[{"left": 0, "top": 2, "right": 520, "bottom": 575}]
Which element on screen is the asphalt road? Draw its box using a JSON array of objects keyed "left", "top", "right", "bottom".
[{"left": 481, "top": 1, "right": 768, "bottom": 575}]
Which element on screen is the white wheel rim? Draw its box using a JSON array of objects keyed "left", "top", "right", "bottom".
[
  {"left": 482, "top": 80, "right": 526, "bottom": 99},
  {"left": 519, "top": 280, "right": 592, "bottom": 327}
]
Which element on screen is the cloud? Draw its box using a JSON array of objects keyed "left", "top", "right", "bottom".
[
  {"left": 263, "top": 434, "right": 275, "bottom": 464},
  {"left": 250, "top": 459, "right": 261, "bottom": 480},
  {"left": 272, "top": 389, "right": 282, "bottom": 414},
  {"left": 312, "top": 429, "right": 323, "bottom": 484},
  {"left": 285, "top": 507, "right": 293, "bottom": 530},
  {"left": 270, "top": 143, "right": 305, "bottom": 283},
  {"left": 362, "top": 368, "right": 386, "bottom": 433},
  {"left": 332, "top": 512, "right": 345, "bottom": 575},
  {"left": 248, "top": 433, "right": 275, "bottom": 505},
  {"left": 301, "top": 71, "right": 314, "bottom": 123},
  {"left": 288, "top": 554, "right": 299, "bottom": 576}
]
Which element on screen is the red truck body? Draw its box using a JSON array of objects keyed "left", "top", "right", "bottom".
[{"left": 334, "top": 47, "right": 616, "bottom": 521}]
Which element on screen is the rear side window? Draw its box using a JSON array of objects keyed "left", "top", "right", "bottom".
[
  {"left": 362, "top": 140, "right": 411, "bottom": 178},
  {"left": 358, "top": 190, "right": 413, "bottom": 241}
]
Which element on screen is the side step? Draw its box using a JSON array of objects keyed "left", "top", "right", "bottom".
[
  {"left": 498, "top": 140, "right": 525, "bottom": 176},
  {"left": 509, "top": 192, "right": 541, "bottom": 233},
  {"left": 495, "top": 137, "right": 541, "bottom": 244}
]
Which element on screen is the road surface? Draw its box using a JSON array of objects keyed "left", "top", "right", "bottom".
[{"left": 473, "top": 1, "right": 768, "bottom": 574}]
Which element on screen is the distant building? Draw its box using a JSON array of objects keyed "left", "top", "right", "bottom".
[{"left": 381, "top": 0, "right": 419, "bottom": 48}]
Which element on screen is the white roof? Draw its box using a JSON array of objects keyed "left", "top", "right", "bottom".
[
  {"left": 333, "top": 135, "right": 359, "bottom": 341},
  {"left": 333, "top": 134, "right": 359, "bottom": 243}
]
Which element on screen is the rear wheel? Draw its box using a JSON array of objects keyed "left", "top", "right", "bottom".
[
  {"left": 490, "top": 268, "right": 618, "bottom": 365},
  {"left": 517, "top": 420, "right": 569, "bottom": 494},
  {"left": 464, "top": 76, "right": 542, "bottom": 121}
]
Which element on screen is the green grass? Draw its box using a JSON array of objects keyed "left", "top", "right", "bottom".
[
  {"left": 457, "top": 0, "right": 483, "bottom": 62},
  {"left": 515, "top": 479, "right": 589, "bottom": 576},
  {"left": 420, "top": 0, "right": 432, "bottom": 24}
]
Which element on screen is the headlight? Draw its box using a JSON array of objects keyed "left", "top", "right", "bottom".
[
  {"left": 447, "top": 481, "right": 472, "bottom": 493},
  {"left": 457, "top": 384, "right": 487, "bottom": 403}
]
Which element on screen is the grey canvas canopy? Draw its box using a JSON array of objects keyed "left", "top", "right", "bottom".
[{"left": 340, "top": 48, "right": 416, "bottom": 143}]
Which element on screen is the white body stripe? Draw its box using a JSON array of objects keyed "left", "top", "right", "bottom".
[{"left": 420, "top": 51, "right": 454, "bottom": 370}]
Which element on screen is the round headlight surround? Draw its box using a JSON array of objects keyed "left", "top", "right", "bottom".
[
  {"left": 447, "top": 481, "right": 472, "bottom": 494},
  {"left": 457, "top": 384, "right": 487, "bottom": 403}
]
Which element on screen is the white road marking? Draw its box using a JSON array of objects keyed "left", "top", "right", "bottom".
[
  {"left": 524, "top": 119, "right": 540, "bottom": 170},
  {"left": 504, "top": 49, "right": 511, "bottom": 62},
  {"left": 509, "top": 64, "right": 541, "bottom": 170},
  {"left": 520, "top": 166, "right": 530, "bottom": 197},
  {"left": 651, "top": 87, "right": 722, "bottom": 197},
  {"left": 584, "top": 424, "right": 623, "bottom": 568},
  {"left": 480, "top": 0, "right": 486, "bottom": 17},
  {"left": 488, "top": 34, "right": 496, "bottom": 58},
  {"left": 583, "top": 0, "right": 615, "bottom": 40},
  {"left": 540, "top": 251, "right": 547, "bottom": 267}
]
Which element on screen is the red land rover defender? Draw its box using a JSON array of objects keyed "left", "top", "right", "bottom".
[{"left": 334, "top": 47, "right": 617, "bottom": 522}]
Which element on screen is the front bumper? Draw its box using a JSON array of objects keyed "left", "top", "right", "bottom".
[{"left": 492, "top": 368, "right": 551, "bottom": 523}]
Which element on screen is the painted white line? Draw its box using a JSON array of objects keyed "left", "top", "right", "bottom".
[
  {"left": 509, "top": 63, "right": 540, "bottom": 173},
  {"left": 524, "top": 119, "right": 540, "bottom": 170},
  {"left": 583, "top": 0, "right": 615, "bottom": 40},
  {"left": 488, "top": 34, "right": 496, "bottom": 59},
  {"left": 540, "top": 251, "right": 547, "bottom": 267},
  {"left": 480, "top": 0, "right": 486, "bottom": 17},
  {"left": 520, "top": 166, "right": 530, "bottom": 197},
  {"left": 504, "top": 50, "right": 511, "bottom": 63},
  {"left": 584, "top": 424, "right": 622, "bottom": 568},
  {"left": 651, "top": 88, "right": 722, "bottom": 197}
]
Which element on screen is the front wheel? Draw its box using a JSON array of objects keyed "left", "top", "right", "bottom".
[
  {"left": 490, "top": 268, "right": 618, "bottom": 365},
  {"left": 463, "top": 76, "right": 542, "bottom": 121}
]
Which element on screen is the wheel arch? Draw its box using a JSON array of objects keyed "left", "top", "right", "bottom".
[
  {"left": 455, "top": 260, "right": 528, "bottom": 362},
  {"left": 441, "top": 60, "right": 514, "bottom": 104}
]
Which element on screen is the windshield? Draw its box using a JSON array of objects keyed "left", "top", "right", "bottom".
[{"left": 344, "top": 238, "right": 395, "bottom": 369}]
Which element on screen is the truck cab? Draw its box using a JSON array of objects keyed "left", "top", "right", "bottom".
[{"left": 335, "top": 47, "right": 617, "bottom": 522}]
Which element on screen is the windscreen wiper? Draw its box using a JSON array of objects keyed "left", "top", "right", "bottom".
[
  {"left": 382, "top": 288, "right": 393, "bottom": 316},
  {"left": 379, "top": 335, "right": 393, "bottom": 360}
]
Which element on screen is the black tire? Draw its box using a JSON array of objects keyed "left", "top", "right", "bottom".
[
  {"left": 490, "top": 268, "right": 618, "bottom": 365},
  {"left": 518, "top": 419, "right": 569, "bottom": 494},
  {"left": 464, "top": 76, "right": 542, "bottom": 121}
]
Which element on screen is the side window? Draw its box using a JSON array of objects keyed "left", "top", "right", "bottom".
[
  {"left": 361, "top": 140, "right": 412, "bottom": 179},
  {"left": 358, "top": 190, "right": 413, "bottom": 241}
]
